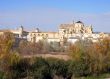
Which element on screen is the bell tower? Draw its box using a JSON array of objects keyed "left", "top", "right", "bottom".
[{"left": 19, "top": 25, "right": 24, "bottom": 37}]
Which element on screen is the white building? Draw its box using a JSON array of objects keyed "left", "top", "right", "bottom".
[
  {"left": 27, "top": 21, "right": 109, "bottom": 44},
  {"left": 0, "top": 21, "right": 109, "bottom": 44}
]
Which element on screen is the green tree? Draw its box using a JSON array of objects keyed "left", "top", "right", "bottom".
[
  {"left": 7, "top": 58, "right": 31, "bottom": 79},
  {"left": 31, "top": 57, "right": 52, "bottom": 79}
]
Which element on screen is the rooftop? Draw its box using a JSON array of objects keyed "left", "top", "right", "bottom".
[{"left": 76, "top": 21, "right": 83, "bottom": 24}]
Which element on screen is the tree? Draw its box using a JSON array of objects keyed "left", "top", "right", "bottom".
[
  {"left": 46, "top": 58, "right": 69, "bottom": 79},
  {"left": 68, "top": 38, "right": 110, "bottom": 76},
  {"left": 31, "top": 57, "right": 52, "bottom": 79},
  {"left": 0, "top": 32, "right": 15, "bottom": 71},
  {"left": 7, "top": 58, "right": 31, "bottom": 79},
  {"left": 18, "top": 40, "right": 44, "bottom": 55}
]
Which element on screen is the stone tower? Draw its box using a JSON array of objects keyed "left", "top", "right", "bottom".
[
  {"left": 74, "top": 21, "right": 84, "bottom": 33},
  {"left": 85, "top": 25, "right": 93, "bottom": 34},
  {"left": 19, "top": 26, "right": 24, "bottom": 37},
  {"left": 35, "top": 28, "right": 39, "bottom": 32}
]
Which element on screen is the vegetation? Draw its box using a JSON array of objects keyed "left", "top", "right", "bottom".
[
  {"left": 0, "top": 32, "right": 110, "bottom": 79},
  {"left": 18, "top": 40, "right": 66, "bottom": 55}
]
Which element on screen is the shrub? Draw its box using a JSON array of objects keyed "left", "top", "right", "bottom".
[
  {"left": 6, "top": 58, "right": 31, "bottom": 79},
  {"left": 46, "top": 58, "right": 70, "bottom": 79},
  {"left": 0, "top": 71, "right": 4, "bottom": 79},
  {"left": 31, "top": 57, "right": 52, "bottom": 79},
  {"left": 68, "top": 38, "right": 110, "bottom": 76}
]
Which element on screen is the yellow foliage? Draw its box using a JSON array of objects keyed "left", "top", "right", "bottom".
[{"left": 68, "top": 38, "right": 110, "bottom": 75}]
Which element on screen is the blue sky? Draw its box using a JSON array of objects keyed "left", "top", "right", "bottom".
[{"left": 0, "top": 0, "right": 110, "bottom": 32}]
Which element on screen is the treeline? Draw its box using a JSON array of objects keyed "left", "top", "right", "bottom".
[
  {"left": 0, "top": 57, "right": 72, "bottom": 79},
  {"left": 68, "top": 37, "right": 110, "bottom": 76},
  {"left": 0, "top": 32, "right": 110, "bottom": 79},
  {"left": 18, "top": 40, "right": 66, "bottom": 55}
]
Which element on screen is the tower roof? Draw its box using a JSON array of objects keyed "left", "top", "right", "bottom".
[{"left": 76, "top": 21, "right": 83, "bottom": 24}]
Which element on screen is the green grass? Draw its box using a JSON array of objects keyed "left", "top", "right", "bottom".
[{"left": 72, "top": 73, "right": 110, "bottom": 79}]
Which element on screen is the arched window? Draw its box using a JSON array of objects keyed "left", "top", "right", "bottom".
[{"left": 38, "top": 34, "right": 40, "bottom": 36}]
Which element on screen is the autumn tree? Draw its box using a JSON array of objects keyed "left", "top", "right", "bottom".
[
  {"left": 68, "top": 38, "right": 110, "bottom": 76},
  {"left": 18, "top": 40, "right": 44, "bottom": 55},
  {"left": 0, "top": 32, "right": 21, "bottom": 79},
  {"left": 0, "top": 32, "right": 15, "bottom": 68}
]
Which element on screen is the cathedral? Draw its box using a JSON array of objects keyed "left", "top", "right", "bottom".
[
  {"left": 27, "top": 21, "right": 109, "bottom": 44},
  {"left": 0, "top": 21, "right": 109, "bottom": 44}
]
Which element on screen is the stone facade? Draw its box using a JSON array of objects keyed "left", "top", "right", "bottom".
[
  {"left": 0, "top": 21, "right": 109, "bottom": 44},
  {"left": 59, "top": 21, "right": 92, "bottom": 34},
  {"left": 27, "top": 21, "right": 109, "bottom": 44}
]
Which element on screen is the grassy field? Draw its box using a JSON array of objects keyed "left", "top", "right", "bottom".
[{"left": 72, "top": 73, "right": 110, "bottom": 79}]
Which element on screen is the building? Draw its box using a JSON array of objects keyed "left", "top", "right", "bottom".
[
  {"left": 0, "top": 21, "right": 109, "bottom": 44},
  {"left": 27, "top": 21, "right": 109, "bottom": 44},
  {"left": 0, "top": 26, "right": 28, "bottom": 45}
]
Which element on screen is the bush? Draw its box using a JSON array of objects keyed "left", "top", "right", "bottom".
[
  {"left": 46, "top": 58, "right": 70, "bottom": 79},
  {"left": 0, "top": 72, "right": 4, "bottom": 79},
  {"left": 69, "top": 60, "right": 90, "bottom": 77},
  {"left": 31, "top": 57, "right": 52, "bottom": 79},
  {"left": 68, "top": 38, "right": 110, "bottom": 76},
  {"left": 6, "top": 58, "right": 31, "bottom": 79}
]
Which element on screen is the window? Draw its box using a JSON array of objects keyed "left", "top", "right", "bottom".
[
  {"left": 34, "top": 34, "right": 36, "bottom": 36},
  {"left": 38, "top": 34, "right": 40, "bottom": 36},
  {"left": 46, "top": 34, "right": 48, "bottom": 36}
]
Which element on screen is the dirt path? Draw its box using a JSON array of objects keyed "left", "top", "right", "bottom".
[{"left": 23, "top": 53, "right": 70, "bottom": 60}]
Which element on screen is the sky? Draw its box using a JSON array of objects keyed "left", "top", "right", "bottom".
[{"left": 0, "top": 0, "right": 110, "bottom": 32}]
